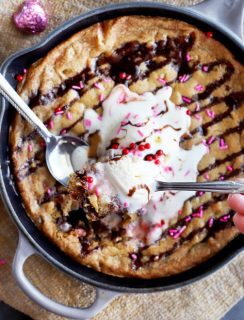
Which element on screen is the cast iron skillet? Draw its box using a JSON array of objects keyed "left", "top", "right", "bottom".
[{"left": 0, "top": 1, "right": 243, "bottom": 318}]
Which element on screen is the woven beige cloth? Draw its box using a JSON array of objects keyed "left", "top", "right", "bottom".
[{"left": 0, "top": 1, "right": 243, "bottom": 319}]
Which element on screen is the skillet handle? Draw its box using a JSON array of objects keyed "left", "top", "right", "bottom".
[
  {"left": 189, "top": 0, "right": 244, "bottom": 40},
  {"left": 12, "top": 232, "right": 119, "bottom": 319}
]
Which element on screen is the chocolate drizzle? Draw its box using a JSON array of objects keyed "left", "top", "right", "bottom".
[{"left": 130, "top": 210, "right": 235, "bottom": 270}]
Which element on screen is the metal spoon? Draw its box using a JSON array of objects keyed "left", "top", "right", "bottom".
[
  {"left": 0, "top": 73, "right": 88, "bottom": 186},
  {"left": 0, "top": 74, "right": 243, "bottom": 194}
]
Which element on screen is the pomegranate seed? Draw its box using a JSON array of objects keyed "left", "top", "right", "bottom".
[
  {"left": 206, "top": 31, "right": 213, "bottom": 38},
  {"left": 186, "top": 110, "right": 191, "bottom": 116},
  {"left": 119, "top": 72, "right": 127, "bottom": 79},
  {"left": 144, "top": 143, "right": 151, "bottom": 149},
  {"left": 123, "top": 148, "right": 129, "bottom": 155},
  {"left": 16, "top": 74, "right": 23, "bottom": 82},
  {"left": 129, "top": 142, "right": 136, "bottom": 149},
  {"left": 39, "top": 140, "right": 46, "bottom": 149},
  {"left": 156, "top": 150, "right": 164, "bottom": 156},
  {"left": 145, "top": 155, "right": 153, "bottom": 161},
  {"left": 111, "top": 143, "right": 119, "bottom": 149},
  {"left": 154, "top": 159, "right": 160, "bottom": 165},
  {"left": 86, "top": 176, "right": 93, "bottom": 183},
  {"left": 138, "top": 144, "right": 145, "bottom": 151}
]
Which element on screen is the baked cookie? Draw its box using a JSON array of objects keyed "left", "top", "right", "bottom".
[{"left": 10, "top": 16, "right": 243, "bottom": 278}]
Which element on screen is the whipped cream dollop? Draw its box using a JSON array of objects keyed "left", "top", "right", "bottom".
[{"left": 74, "top": 84, "right": 206, "bottom": 244}]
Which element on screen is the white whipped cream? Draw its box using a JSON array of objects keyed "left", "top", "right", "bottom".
[{"left": 77, "top": 84, "right": 206, "bottom": 244}]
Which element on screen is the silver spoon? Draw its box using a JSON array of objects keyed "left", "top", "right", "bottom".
[
  {"left": 0, "top": 74, "right": 243, "bottom": 194},
  {"left": 0, "top": 73, "right": 88, "bottom": 186}
]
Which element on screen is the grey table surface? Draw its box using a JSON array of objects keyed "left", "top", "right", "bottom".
[{"left": 0, "top": 299, "right": 243, "bottom": 320}]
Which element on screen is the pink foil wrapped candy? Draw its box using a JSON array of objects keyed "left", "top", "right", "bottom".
[{"left": 13, "top": 0, "right": 48, "bottom": 34}]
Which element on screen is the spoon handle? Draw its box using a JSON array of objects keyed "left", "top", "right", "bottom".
[
  {"left": 0, "top": 74, "right": 51, "bottom": 141},
  {"left": 156, "top": 180, "right": 244, "bottom": 193}
]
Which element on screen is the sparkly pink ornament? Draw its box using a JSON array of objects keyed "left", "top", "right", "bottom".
[{"left": 13, "top": 0, "right": 48, "bottom": 34}]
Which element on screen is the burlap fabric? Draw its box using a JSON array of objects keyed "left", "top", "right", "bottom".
[{"left": 0, "top": 1, "right": 243, "bottom": 319}]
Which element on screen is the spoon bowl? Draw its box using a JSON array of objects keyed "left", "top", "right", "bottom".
[{"left": 46, "top": 135, "right": 88, "bottom": 186}]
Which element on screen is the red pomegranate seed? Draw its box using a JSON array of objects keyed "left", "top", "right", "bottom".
[
  {"left": 123, "top": 148, "right": 129, "bottom": 155},
  {"left": 39, "top": 140, "right": 46, "bottom": 149},
  {"left": 144, "top": 143, "right": 151, "bottom": 149},
  {"left": 16, "top": 74, "right": 23, "bottom": 82},
  {"left": 186, "top": 110, "right": 191, "bottom": 116},
  {"left": 86, "top": 176, "right": 93, "bottom": 183},
  {"left": 138, "top": 144, "right": 145, "bottom": 151},
  {"left": 119, "top": 72, "right": 127, "bottom": 79},
  {"left": 206, "top": 31, "right": 213, "bottom": 38},
  {"left": 111, "top": 143, "right": 119, "bottom": 149},
  {"left": 154, "top": 159, "right": 160, "bottom": 165},
  {"left": 129, "top": 142, "right": 136, "bottom": 149},
  {"left": 145, "top": 155, "right": 153, "bottom": 161},
  {"left": 156, "top": 149, "right": 164, "bottom": 156}
]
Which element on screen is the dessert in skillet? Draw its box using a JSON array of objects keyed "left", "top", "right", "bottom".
[{"left": 10, "top": 16, "right": 244, "bottom": 278}]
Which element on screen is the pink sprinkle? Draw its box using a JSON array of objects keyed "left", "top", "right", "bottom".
[
  {"left": 27, "top": 144, "right": 33, "bottom": 152},
  {"left": 97, "top": 115, "right": 102, "bottom": 121},
  {"left": 153, "top": 204, "right": 157, "bottom": 211},
  {"left": 23, "top": 68, "right": 27, "bottom": 74},
  {"left": 60, "top": 128, "right": 67, "bottom": 135},
  {"left": 121, "top": 121, "right": 127, "bottom": 126},
  {"left": 184, "top": 169, "right": 191, "bottom": 177},
  {"left": 158, "top": 77, "right": 166, "bottom": 84},
  {"left": 172, "top": 226, "right": 186, "bottom": 239},
  {"left": 185, "top": 216, "right": 192, "bottom": 222},
  {"left": 168, "top": 228, "right": 178, "bottom": 236},
  {"left": 226, "top": 165, "right": 233, "bottom": 172},
  {"left": 219, "top": 138, "right": 225, "bottom": 147},
  {"left": 179, "top": 74, "right": 190, "bottom": 83},
  {"left": 124, "top": 202, "right": 129, "bottom": 208},
  {"left": 47, "top": 188, "right": 52, "bottom": 195},
  {"left": 219, "top": 214, "right": 230, "bottom": 222},
  {"left": 125, "top": 112, "right": 131, "bottom": 120},
  {"left": 79, "top": 81, "right": 84, "bottom": 89},
  {"left": 192, "top": 212, "right": 201, "bottom": 218},
  {"left": 66, "top": 111, "right": 72, "bottom": 120},
  {"left": 131, "top": 253, "right": 137, "bottom": 260},
  {"left": 103, "top": 77, "right": 111, "bottom": 83},
  {"left": 205, "top": 109, "right": 215, "bottom": 118},
  {"left": 48, "top": 120, "right": 54, "bottom": 129},
  {"left": 164, "top": 166, "right": 173, "bottom": 172},
  {"left": 194, "top": 114, "right": 202, "bottom": 120},
  {"left": 94, "top": 82, "right": 104, "bottom": 90},
  {"left": 197, "top": 191, "right": 204, "bottom": 197},
  {"left": 220, "top": 145, "right": 228, "bottom": 150},
  {"left": 208, "top": 217, "right": 214, "bottom": 228},
  {"left": 204, "top": 173, "right": 210, "bottom": 180},
  {"left": 182, "top": 96, "right": 192, "bottom": 104},
  {"left": 88, "top": 183, "right": 93, "bottom": 191},
  {"left": 98, "top": 93, "right": 104, "bottom": 102},
  {"left": 133, "top": 114, "right": 139, "bottom": 119},
  {"left": 202, "top": 65, "right": 209, "bottom": 72},
  {"left": 207, "top": 136, "right": 215, "bottom": 145},
  {"left": 0, "top": 259, "right": 6, "bottom": 266},
  {"left": 72, "top": 85, "right": 81, "bottom": 90},
  {"left": 195, "top": 84, "right": 204, "bottom": 92},
  {"left": 178, "top": 210, "right": 183, "bottom": 215},
  {"left": 219, "top": 139, "right": 228, "bottom": 150},
  {"left": 116, "top": 127, "right": 121, "bottom": 134},
  {"left": 84, "top": 119, "right": 92, "bottom": 128},
  {"left": 195, "top": 102, "right": 200, "bottom": 112},
  {"left": 219, "top": 175, "right": 225, "bottom": 181},
  {"left": 137, "top": 129, "right": 144, "bottom": 137},
  {"left": 186, "top": 53, "right": 191, "bottom": 61},
  {"left": 95, "top": 187, "right": 100, "bottom": 197}
]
